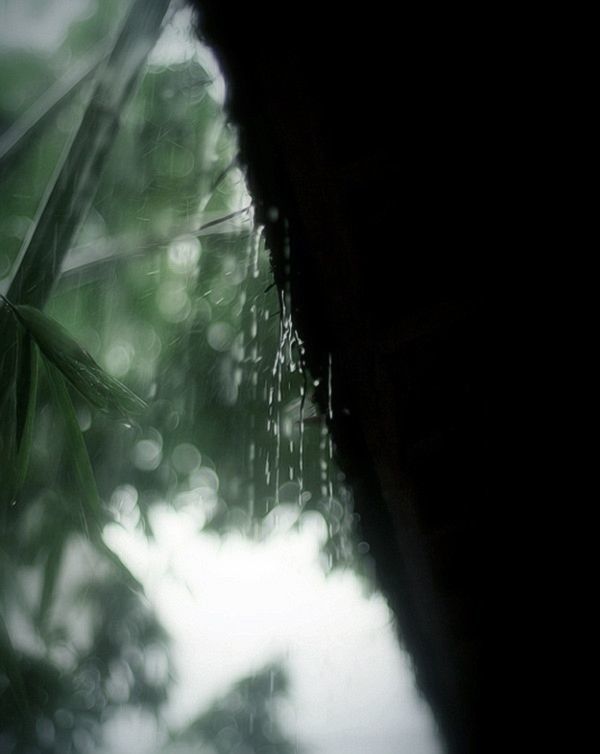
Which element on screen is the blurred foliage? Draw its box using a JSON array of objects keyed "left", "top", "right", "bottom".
[
  {"left": 167, "top": 662, "right": 297, "bottom": 754},
  {"left": 0, "top": 2, "right": 365, "bottom": 751}
]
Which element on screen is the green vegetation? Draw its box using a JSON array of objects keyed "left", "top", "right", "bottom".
[
  {"left": 168, "top": 663, "right": 297, "bottom": 754},
  {"left": 0, "top": 3, "right": 361, "bottom": 751}
]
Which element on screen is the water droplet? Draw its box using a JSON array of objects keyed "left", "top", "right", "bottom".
[{"left": 328, "top": 352, "right": 333, "bottom": 420}]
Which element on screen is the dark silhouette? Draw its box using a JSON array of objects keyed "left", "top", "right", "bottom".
[{"left": 190, "top": 4, "right": 503, "bottom": 751}]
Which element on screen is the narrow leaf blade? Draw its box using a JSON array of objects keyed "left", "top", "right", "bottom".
[
  {"left": 13, "top": 339, "right": 39, "bottom": 496},
  {"left": 0, "top": 43, "right": 108, "bottom": 174},
  {"left": 14, "top": 304, "right": 147, "bottom": 416},
  {"left": 94, "top": 536, "right": 144, "bottom": 595},
  {"left": 44, "top": 360, "right": 103, "bottom": 529},
  {"left": 7, "top": 0, "right": 173, "bottom": 311},
  {"left": 0, "top": 313, "right": 19, "bottom": 508}
]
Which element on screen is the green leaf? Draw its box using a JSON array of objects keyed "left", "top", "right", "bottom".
[
  {"left": 13, "top": 303, "right": 147, "bottom": 417},
  {"left": 6, "top": 0, "right": 173, "bottom": 311},
  {"left": 0, "top": 43, "right": 108, "bottom": 176},
  {"left": 0, "top": 400, "right": 17, "bottom": 512},
  {"left": 0, "top": 312, "right": 19, "bottom": 509},
  {"left": 94, "top": 536, "right": 144, "bottom": 595},
  {"left": 0, "top": 303, "right": 18, "bottom": 415},
  {"left": 44, "top": 360, "right": 103, "bottom": 531}
]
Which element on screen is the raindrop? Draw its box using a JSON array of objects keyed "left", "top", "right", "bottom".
[
  {"left": 251, "top": 226, "right": 263, "bottom": 278},
  {"left": 77, "top": 406, "right": 92, "bottom": 432},
  {"left": 250, "top": 303, "right": 258, "bottom": 339}
]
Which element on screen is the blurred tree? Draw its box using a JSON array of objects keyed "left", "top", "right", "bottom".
[{"left": 168, "top": 662, "right": 297, "bottom": 754}]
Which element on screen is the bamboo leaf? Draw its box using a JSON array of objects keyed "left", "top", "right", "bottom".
[
  {"left": 0, "top": 399, "right": 17, "bottom": 510},
  {"left": 14, "top": 336, "right": 39, "bottom": 494},
  {"left": 0, "top": 315, "right": 18, "bottom": 509},
  {"left": 0, "top": 304, "right": 18, "bottom": 414},
  {"left": 12, "top": 303, "right": 147, "bottom": 417},
  {"left": 44, "top": 360, "right": 104, "bottom": 529},
  {"left": 0, "top": 43, "right": 109, "bottom": 176},
  {"left": 15, "top": 332, "right": 33, "bottom": 446},
  {"left": 94, "top": 536, "right": 144, "bottom": 594}
]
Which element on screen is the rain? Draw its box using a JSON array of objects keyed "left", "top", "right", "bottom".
[{"left": 0, "top": 3, "right": 442, "bottom": 753}]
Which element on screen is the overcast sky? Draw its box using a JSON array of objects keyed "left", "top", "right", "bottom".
[{"left": 103, "top": 502, "right": 443, "bottom": 754}]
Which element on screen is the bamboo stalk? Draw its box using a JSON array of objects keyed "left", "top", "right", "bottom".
[
  {"left": 0, "top": 42, "right": 109, "bottom": 174},
  {"left": 6, "top": 0, "right": 173, "bottom": 311}
]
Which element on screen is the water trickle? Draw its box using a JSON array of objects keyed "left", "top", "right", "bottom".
[
  {"left": 320, "top": 420, "right": 329, "bottom": 499},
  {"left": 235, "top": 196, "right": 343, "bottom": 539},
  {"left": 250, "top": 225, "right": 262, "bottom": 279},
  {"left": 248, "top": 481, "right": 255, "bottom": 518},
  {"left": 327, "top": 351, "right": 333, "bottom": 421},
  {"left": 274, "top": 419, "right": 281, "bottom": 507}
]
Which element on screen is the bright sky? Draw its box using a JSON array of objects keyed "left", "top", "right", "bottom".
[
  {"left": 0, "top": 0, "right": 93, "bottom": 52},
  {"left": 102, "top": 503, "right": 443, "bottom": 754}
]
